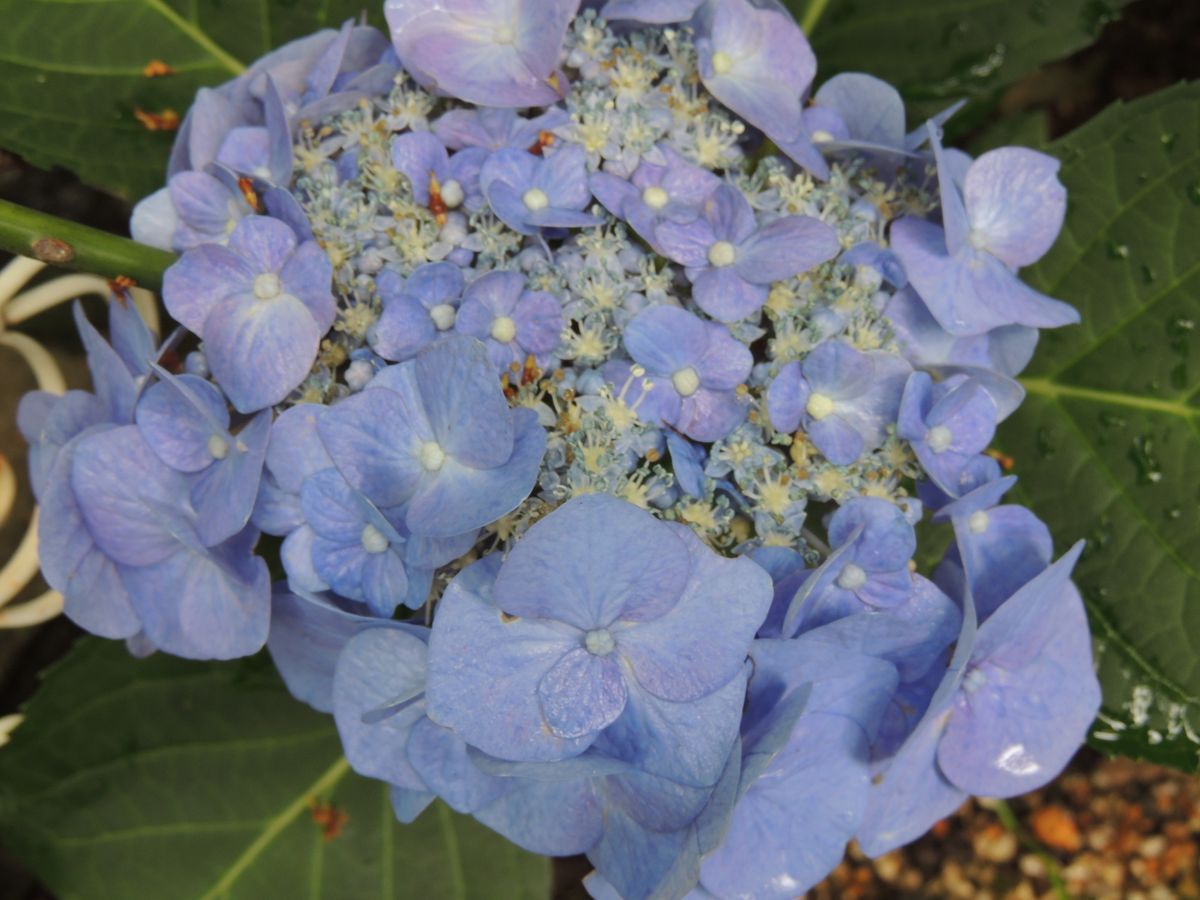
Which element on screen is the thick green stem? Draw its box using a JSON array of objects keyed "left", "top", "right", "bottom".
[{"left": 0, "top": 198, "right": 176, "bottom": 293}]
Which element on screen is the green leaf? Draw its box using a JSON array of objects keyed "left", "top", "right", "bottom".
[
  {"left": 996, "top": 83, "right": 1200, "bottom": 771},
  {"left": 794, "top": 0, "right": 1132, "bottom": 121},
  {"left": 0, "top": 640, "right": 551, "bottom": 899},
  {"left": 0, "top": 0, "right": 382, "bottom": 201}
]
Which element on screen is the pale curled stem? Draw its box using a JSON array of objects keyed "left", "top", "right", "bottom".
[
  {"left": 0, "top": 509, "right": 42, "bottom": 609},
  {"left": 0, "top": 713, "right": 24, "bottom": 748}
]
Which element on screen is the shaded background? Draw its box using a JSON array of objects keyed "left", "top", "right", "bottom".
[{"left": 0, "top": 0, "right": 1197, "bottom": 895}]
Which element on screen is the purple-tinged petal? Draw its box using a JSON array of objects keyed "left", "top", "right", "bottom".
[
  {"left": 594, "top": 667, "right": 749, "bottom": 789},
  {"left": 891, "top": 216, "right": 1080, "bottom": 336},
  {"left": 268, "top": 589, "right": 376, "bottom": 713},
  {"left": 370, "top": 294, "right": 439, "bottom": 361},
  {"left": 692, "top": 266, "right": 769, "bottom": 322},
  {"left": 38, "top": 434, "right": 141, "bottom": 638},
  {"left": 624, "top": 305, "right": 707, "bottom": 376},
  {"left": 413, "top": 334, "right": 515, "bottom": 469},
  {"left": 392, "top": 131, "right": 450, "bottom": 205},
  {"left": 190, "top": 410, "right": 272, "bottom": 546},
  {"left": 163, "top": 244, "right": 256, "bottom": 336},
  {"left": 227, "top": 215, "right": 298, "bottom": 274},
  {"left": 964, "top": 147, "right": 1066, "bottom": 268},
  {"left": 136, "top": 374, "right": 230, "bottom": 473},
  {"left": 938, "top": 543, "right": 1098, "bottom": 796},
  {"left": 279, "top": 241, "right": 336, "bottom": 332},
  {"left": 601, "top": 0, "right": 703, "bottom": 22},
  {"left": 673, "top": 388, "right": 746, "bottom": 443},
  {"left": 318, "top": 379, "right": 432, "bottom": 507},
  {"left": 695, "top": 0, "right": 813, "bottom": 143},
  {"left": 121, "top": 532, "right": 270, "bottom": 661},
  {"left": 204, "top": 294, "right": 321, "bottom": 414},
  {"left": 538, "top": 647, "right": 629, "bottom": 739},
  {"left": 266, "top": 403, "right": 331, "bottom": 492},
  {"left": 767, "top": 361, "right": 808, "bottom": 434},
  {"left": 734, "top": 216, "right": 840, "bottom": 284},
  {"left": 814, "top": 73, "right": 905, "bottom": 148},
  {"left": 71, "top": 426, "right": 191, "bottom": 567},
  {"left": 405, "top": 406, "right": 545, "bottom": 537}
]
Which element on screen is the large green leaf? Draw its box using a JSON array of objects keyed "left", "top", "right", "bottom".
[
  {"left": 0, "top": 639, "right": 551, "bottom": 899},
  {"left": 996, "top": 83, "right": 1200, "bottom": 771},
  {"left": 795, "top": 0, "right": 1131, "bottom": 120},
  {"left": 0, "top": 1, "right": 382, "bottom": 201}
]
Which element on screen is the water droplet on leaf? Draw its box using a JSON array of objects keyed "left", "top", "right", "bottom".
[
  {"left": 1106, "top": 241, "right": 1129, "bottom": 260},
  {"left": 1129, "top": 435, "right": 1164, "bottom": 484}
]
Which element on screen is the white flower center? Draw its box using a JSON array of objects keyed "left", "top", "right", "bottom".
[
  {"left": 419, "top": 441, "right": 446, "bottom": 471},
  {"left": 968, "top": 510, "right": 990, "bottom": 534},
  {"left": 926, "top": 425, "right": 953, "bottom": 454},
  {"left": 968, "top": 229, "right": 989, "bottom": 251},
  {"left": 429, "top": 303, "right": 457, "bottom": 331},
  {"left": 491, "top": 315, "right": 517, "bottom": 343},
  {"left": 642, "top": 185, "right": 669, "bottom": 210},
  {"left": 963, "top": 667, "right": 987, "bottom": 694},
  {"left": 494, "top": 23, "right": 516, "bottom": 44},
  {"left": 805, "top": 392, "right": 835, "bottom": 421},
  {"left": 253, "top": 272, "right": 282, "bottom": 300},
  {"left": 360, "top": 524, "right": 389, "bottom": 554},
  {"left": 207, "top": 434, "right": 229, "bottom": 460},
  {"left": 710, "top": 51, "right": 733, "bottom": 75},
  {"left": 811, "top": 129, "right": 835, "bottom": 144},
  {"left": 837, "top": 562, "right": 868, "bottom": 591},
  {"left": 707, "top": 240, "right": 737, "bottom": 268},
  {"left": 584, "top": 628, "right": 616, "bottom": 656},
  {"left": 671, "top": 366, "right": 701, "bottom": 397},
  {"left": 440, "top": 179, "right": 464, "bottom": 209},
  {"left": 522, "top": 188, "right": 549, "bottom": 211}
]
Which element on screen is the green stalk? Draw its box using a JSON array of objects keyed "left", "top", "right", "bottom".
[
  {"left": 800, "top": 0, "right": 834, "bottom": 34},
  {"left": 0, "top": 198, "right": 176, "bottom": 293}
]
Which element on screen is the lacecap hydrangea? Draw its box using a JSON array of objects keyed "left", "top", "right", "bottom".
[{"left": 20, "top": 0, "right": 1102, "bottom": 895}]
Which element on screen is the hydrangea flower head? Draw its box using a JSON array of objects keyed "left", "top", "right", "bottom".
[{"left": 24, "top": 3, "right": 1103, "bottom": 893}]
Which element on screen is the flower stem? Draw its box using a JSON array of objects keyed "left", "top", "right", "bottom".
[
  {"left": 0, "top": 199, "right": 176, "bottom": 293},
  {"left": 800, "top": 0, "right": 833, "bottom": 34}
]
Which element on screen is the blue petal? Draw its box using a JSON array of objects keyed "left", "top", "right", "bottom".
[
  {"left": 405, "top": 406, "right": 545, "bottom": 537},
  {"left": 406, "top": 717, "right": 508, "bottom": 813},
  {"left": 204, "top": 294, "right": 321, "bottom": 414},
  {"left": 267, "top": 589, "right": 376, "bottom": 713},
  {"left": 425, "top": 570, "right": 589, "bottom": 763},
  {"left": 537, "top": 647, "right": 628, "bottom": 739},
  {"left": 593, "top": 667, "right": 749, "bottom": 789},
  {"left": 191, "top": 409, "right": 271, "bottom": 546},
  {"left": 491, "top": 493, "right": 690, "bottom": 630},
  {"left": 136, "top": 374, "right": 231, "bottom": 473},
  {"left": 71, "top": 426, "right": 192, "bottom": 567},
  {"left": 318, "top": 378, "right": 431, "bottom": 508},
  {"left": 121, "top": 531, "right": 270, "bottom": 660},
  {"left": 617, "top": 526, "right": 770, "bottom": 702},
  {"left": 333, "top": 626, "right": 430, "bottom": 791},
  {"left": 413, "top": 335, "right": 514, "bottom": 469}
]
